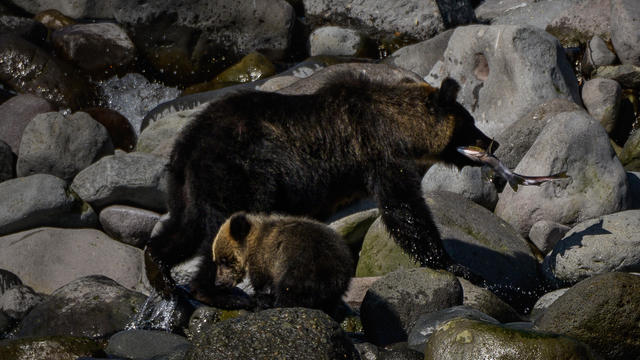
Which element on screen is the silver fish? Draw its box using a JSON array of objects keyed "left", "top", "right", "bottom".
[{"left": 456, "top": 145, "right": 569, "bottom": 192}]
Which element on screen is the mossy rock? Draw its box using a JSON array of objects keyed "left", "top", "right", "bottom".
[{"left": 0, "top": 336, "right": 105, "bottom": 360}]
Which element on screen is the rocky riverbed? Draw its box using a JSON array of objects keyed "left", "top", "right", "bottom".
[{"left": 1, "top": 0, "right": 640, "bottom": 359}]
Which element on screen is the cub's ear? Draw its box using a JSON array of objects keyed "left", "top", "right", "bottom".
[
  {"left": 438, "top": 78, "right": 461, "bottom": 106},
  {"left": 229, "top": 212, "right": 251, "bottom": 242}
]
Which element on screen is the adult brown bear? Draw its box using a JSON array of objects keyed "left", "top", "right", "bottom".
[{"left": 147, "top": 73, "right": 495, "bottom": 302}]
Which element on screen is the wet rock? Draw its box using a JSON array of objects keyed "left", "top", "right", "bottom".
[
  {"left": 530, "top": 288, "right": 569, "bottom": 320},
  {"left": 106, "top": 329, "right": 191, "bottom": 360},
  {"left": 330, "top": 208, "right": 378, "bottom": 263},
  {"left": 0, "top": 174, "right": 96, "bottom": 236},
  {"left": 425, "top": 318, "right": 601, "bottom": 360},
  {"left": 0, "top": 284, "right": 45, "bottom": 320},
  {"left": 99, "top": 205, "right": 160, "bottom": 248},
  {"left": 528, "top": 220, "right": 571, "bottom": 255},
  {"left": 308, "top": 26, "right": 374, "bottom": 58},
  {"left": 0, "top": 15, "right": 47, "bottom": 44},
  {"left": 0, "top": 140, "right": 13, "bottom": 182},
  {"left": 360, "top": 268, "right": 463, "bottom": 346},
  {"left": 458, "top": 278, "right": 524, "bottom": 323},
  {"left": 186, "top": 307, "right": 358, "bottom": 360},
  {"left": 0, "top": 33, "right": 96, "bottom": 110},
  {"left": 383, "top": 29, "right": 453, "bottom": 78},
  {"left": 303, "top": 0, "right": 475, "bottom": 42},
  {"left": 13, "top": 275, "right": 147, "bottom": 338},
  {"left": 489, "top": 0, "right": 580, "bottom": 30},
  {"left": 426, "top": 25, "right": 581, "bottom": 138},
  {"left": 545, "top": 0, "right": 611, "bottom": 46},
  {"left": 16, "top": 111, "right": 114, "bottom": 182},
  {"left": 82, "top": 108, "right": 137, "bottom": 152},
  {"left": 535, "top": 272, "right": 640, "bottom": 360},
  {"left": 495, "top": 111, "right": 629, "bottom": 236},
  {"left": 583, "top": 36, "right": 618, "bottom": 75},
  {"left": 582, "top": 78, "right": 622, "bottom": 134},
  {"left": 341, "top": 276, "right": 379, "bottom": 311},
  {"left": 34, "top": 9, "right": 76, "bottom": 30},
  {"left": 620, "top": 125, "right": 640, "bottom": 171},
  {"left": 51, "top": 22, "right": 135, "bottom": 74},
  {"left": 0, "top": 94, "right": 55, "bottom": 154},
  {"left": 0, "top": 228, "right": 147, "bottom": 294},
  {"left": 71, "top": 151, "right": 169, "bottom": 213},
  {"left": 421, "top": 163, "right": 498, "bottom": 210},
  {"left": 8, "top": 0, "right": 116, "bottom": 18},
  {"left": 610, "top": 0, "right": 640, "bottom": 66},
  {"left": 543, "top": 210, "right": 640, "bottom": 287},
  {"left": 593, "top": 64, "right": 640, "bottom": 89},
  {"left": 408, "top": 306, "right": 498, "bottom": 353},
  {"left": 0, "top": 336, "right": 106, "bottom": 360},
  {"left": 186, "top": 306, "right": 247, "bottom": 338},
  {"left": 97, "top": 73, "right": 181, "bottom": 135},
  {"left": 0, "top": 269, "right": 22, "bottom": 295}
]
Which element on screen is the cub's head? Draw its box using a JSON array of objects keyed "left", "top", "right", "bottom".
[
  {"left": 212, "top": 212, "right": 252, "bottom": 288},
  {"left": 435, "top": 78, "right": 497, "bottom": 168}
]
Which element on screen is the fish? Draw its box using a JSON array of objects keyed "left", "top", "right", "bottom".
[{"left": 456, "top": 145, "right": 569, "bottom": 192}]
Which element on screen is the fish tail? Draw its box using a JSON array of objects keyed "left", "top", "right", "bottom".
[{"left": 508, "top": 176, "right": 524, "bottom": 192}]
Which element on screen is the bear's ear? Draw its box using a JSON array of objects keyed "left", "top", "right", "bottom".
[
  {"left": 229, "top": 212, "right": 251, "bottom": 242},
  {"left": 438, "top": 78, "right": 461, "bottom": 106}
]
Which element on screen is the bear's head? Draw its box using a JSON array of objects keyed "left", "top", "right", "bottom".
[{"left": 212, "top": 212, "right": 252, "bottom": 288}]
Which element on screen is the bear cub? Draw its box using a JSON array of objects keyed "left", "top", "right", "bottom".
[{"left": 212, "top": 212, "right": 353, "bottom": 316}]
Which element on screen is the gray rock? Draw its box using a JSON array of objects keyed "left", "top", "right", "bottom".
[
  {"left": 360, "top": 268, "right": 463, "bottom": 346},
  {"left": 0, "top": 284, "right": 45, "bottom": 320},
  {"left": 426, "top": 25, "right": 581, "bottom": 138},
  {"left": 582, "top": 78, "right": 622, "bottom": 134},
  {"left": 303, "top": 0, "right": 474, "bottom": 42},
  {"left": 620, "top": 129, "right": 640, "bottom": 171},
  {"left": 421, "top": 163, "right": 498, "bottom": 210},
  {"left": 51, "top": 22, "right": 135, "bottom": 73},
  {"left": 7, "top": 0, "right": 117, "bottom": 18},
  {"left": 17, "top": 111, "right": 114, "bottom": 182},
  {"left": 610, "top": 0, "right": 640, "bottom": 66},
  {"left": 71, "top": 151, "right": 169, "bottom": 212},
  {"left": 384, "top": 29, "right": 453, "bottom": 79},
  {"left": 0, "top": 269, "right": 21, "bottom": 295},
  {"left": 458, "top": 278, "right": 524, "bottom": 323},
  {"left": 475, "top": 0, "right": 536, "bottom": 24},
  {"left": 0, "top": 140, "right": 13, "bottom": 182},
  {"left": 628, "top": 172, "right": 640, "bottom": 208},
  {"left": 530, "top": 288, "right": 569, "bottom": 320},
  {"left": 13, "top": 275, "right": 147, "bottom": 338},
  {"left": 99, "top": 205, "right": 160, "bottom": 248},
  {"left": 0, "top": 174, "right": 96, "bottom": 236},
  {"left": 0, "top": 94, "right": 55, "bottom": 154},
  {"left": 187, "top": 306, "right": 248, "bottom": 340},
  {"left": 106, "top": 329, "right": 191, "bottom": 360},
  {"left": 425, "top": 317, "right": 601, "bottom": 360},
  {"left": 186, "top": 307, "right": 358, "bottom": 360},
  {"left": 535, "top": 272, "right": 640, "bottom": 360},
  {"left": 136, "top": 104, "right": 202, "bottom": 158},
  {"left": 0, "top": 228, "right": 148, "bottom": 294},
  {"left": 594, "top": 64, "right": 640, "bottom": 89},
  {"left": 543, "top": 210, "right": 640, "bottom": 287},
  {"left": 545, "top": 0, "right": 612, "bottom": 46},
  {"left": 528, "top": 220, "right": 571, "bottom": 255},
  {"left": 495, "top": 111, "right": 629, "bottom": 236},
  {"left": 408, "top": 305, "right": 498, "bottom": 353},
  {"left": 490, "top": 0, "right": 580, "bottom": 30},
  {"left": 0, "top": 336, "right": 106, "bottom": 360},
  {"left": 583, "top": 36, "right": 618, "bottom": 75},
  {"left": 308, "top": 26, "right": 372, "bottom": 57}
]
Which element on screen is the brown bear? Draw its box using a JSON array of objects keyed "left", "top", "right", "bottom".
[
  {"left": 212, "top": 212, "right": 353, "bottom": 316},
  {"left": 146, "top": 74, "right": 495, "bottom": 301}
]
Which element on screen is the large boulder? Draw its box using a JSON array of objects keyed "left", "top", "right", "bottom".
[
  {"left": 0, "top": 94, "right": 54, "bottom": 155},
  {"left": 495, "top": 111, "right": 629, "bottom": 236},
  {"left": 426, "top": 24, "right": 581, "bottom": 137}
]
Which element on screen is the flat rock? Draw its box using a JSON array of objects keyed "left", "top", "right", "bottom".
[
  {"left": 106, "top": 329, "right": 191, "bottom": 360},
  {"left": 99, "top": 205, "right": 160, "bottom": 248},
  {"left": 0, "top": 94, "right": 54, "bottom": 154}
]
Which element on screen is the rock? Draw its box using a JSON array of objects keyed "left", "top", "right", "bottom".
[
  {"left": 186, "top": 307, "right": 358, "bottom": 359},
  {"left": 303, "top": 0, "right": 475, "bottom": 42},
  {"left": 14, "top": 275, "right": 146, "bottom": 338},
  {"left": 493, "top": 99, "right": 584, "bottom": 170},
  {"left": 408, "top": 305, "right": 498, "bottom": 353},
  {"left": 0, "top": 33, "right": 96, "bottom": 110},
  {"left": 594, "top": 64, "right": 640, "bottom": 89},
  {"left": 341, "top": 276, "right": 379, "bottom": 311},
  {"left": 0, "top": 15, "right": 47, "bottom": 44},
  {"left": 0, "top": 269, "right": 22, "bottom": 295},
  {"left": 136, "top": 104, "right": 202, "bottom": 158},
  {"left": 489, "top": 0, "right": 580, "bottom": 30},
  {"left": 495, "top": 111, "right": 629, "bottom": 236},
  {"left": 421, "top": 163, "right": 498, "bottom": 210},
  {"left": 628, "top": 172, "right": 640, "bottom": 208},
  {"left": 97, "top": 73, "right": 181, "bottom": 135},
  {"left": 528, "top": 220, "right": 571, "bottom": 255},
  {"left": 426, "top": 25, "right": 581, "bottom": 138},
  {"left": 106, "top": 329, "right": 191, "bottom": 360},
  {"left": 34, "top": 9, "right": 76, "bottom": 30},
  {"left": 543, "top": 210, "right": 640, "bottom": 286},
  {"left": 0, "top": 228, "right": 147, "bottom": 294},
  {"left": 458, "top": 278, "right": 524, "bottom": 323},
  {"left": 17, "top": 111, "right": 114, "bottom": 182},
  {"left": 530, "top": 288, "right": 569, "bottom": 320},
  {"left": 82, "top": 108, "right": 137, "bottom": 152},
  {"left": 383, "top": 29, "right": 454, "bottom": 78},
  {"left": 308, "top": 26, "right": 373, "bottom": 58},
  {"left": 474, "top": 0, "right": 536, "bottom": 24},
  {"left": 51, "top": 22, "right": 135, "bottom": 74},
  {"left": 0, "top": 94, "right": 55, "bottom": 154},
  {"left": 535, "top": 272, "right": 640, "bottom": 360},
  {"left": 545, "top": 0, "right": 611, "bottom": 46},
  {"left": 425, "top": 317, "right": 601, "bottom": 360},
  {"left": 71, "top": 151, "right": 169, "bottom": 213},
  {"left": 620, "top": 128, "right": 640, "bottom": 171},
  {"left": 0, "top": 284, "right": 45, "bottom": 320},
  {"left": 0, "top": 174, "right": 96, "bottom": 236},
  {"left": 0, "top": 140, "right": 13, "bottom": 182},
  {"left": 99, "top": 205, "right": 160, "bottom": 248},
  {"left": 582, "top": 78, "right": 622, "bottom": 134},
  {"left": 583, "top": 36, "right": 618, "bottom": 75},
  {"left": 329, "top": 208, "right": 378, "bottom": 262},
  {"left": 360, "top": 268, "right": 463, "bottom": 346},
  {"left": 354, "top": 342, "right": 423, "bottom": 360},
  {"left": 186, "top": 306, "right": 247, "bottom": 339},
  {"left": 610, "top": 0, "right": 640, "bottom": 66},
  {"left": 8, "top": 0, "right": 116, "bottom": 18},
  {"left": 0, "top": 336, "right": 106, "bottom": 360}
]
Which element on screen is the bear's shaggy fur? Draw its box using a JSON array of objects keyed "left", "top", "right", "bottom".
[
  {"left": 212, "top": 212, "right": 353, "bottom": 315},
  {"left": 147, "top": 75, "right": 495, "bottom": 300}
]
